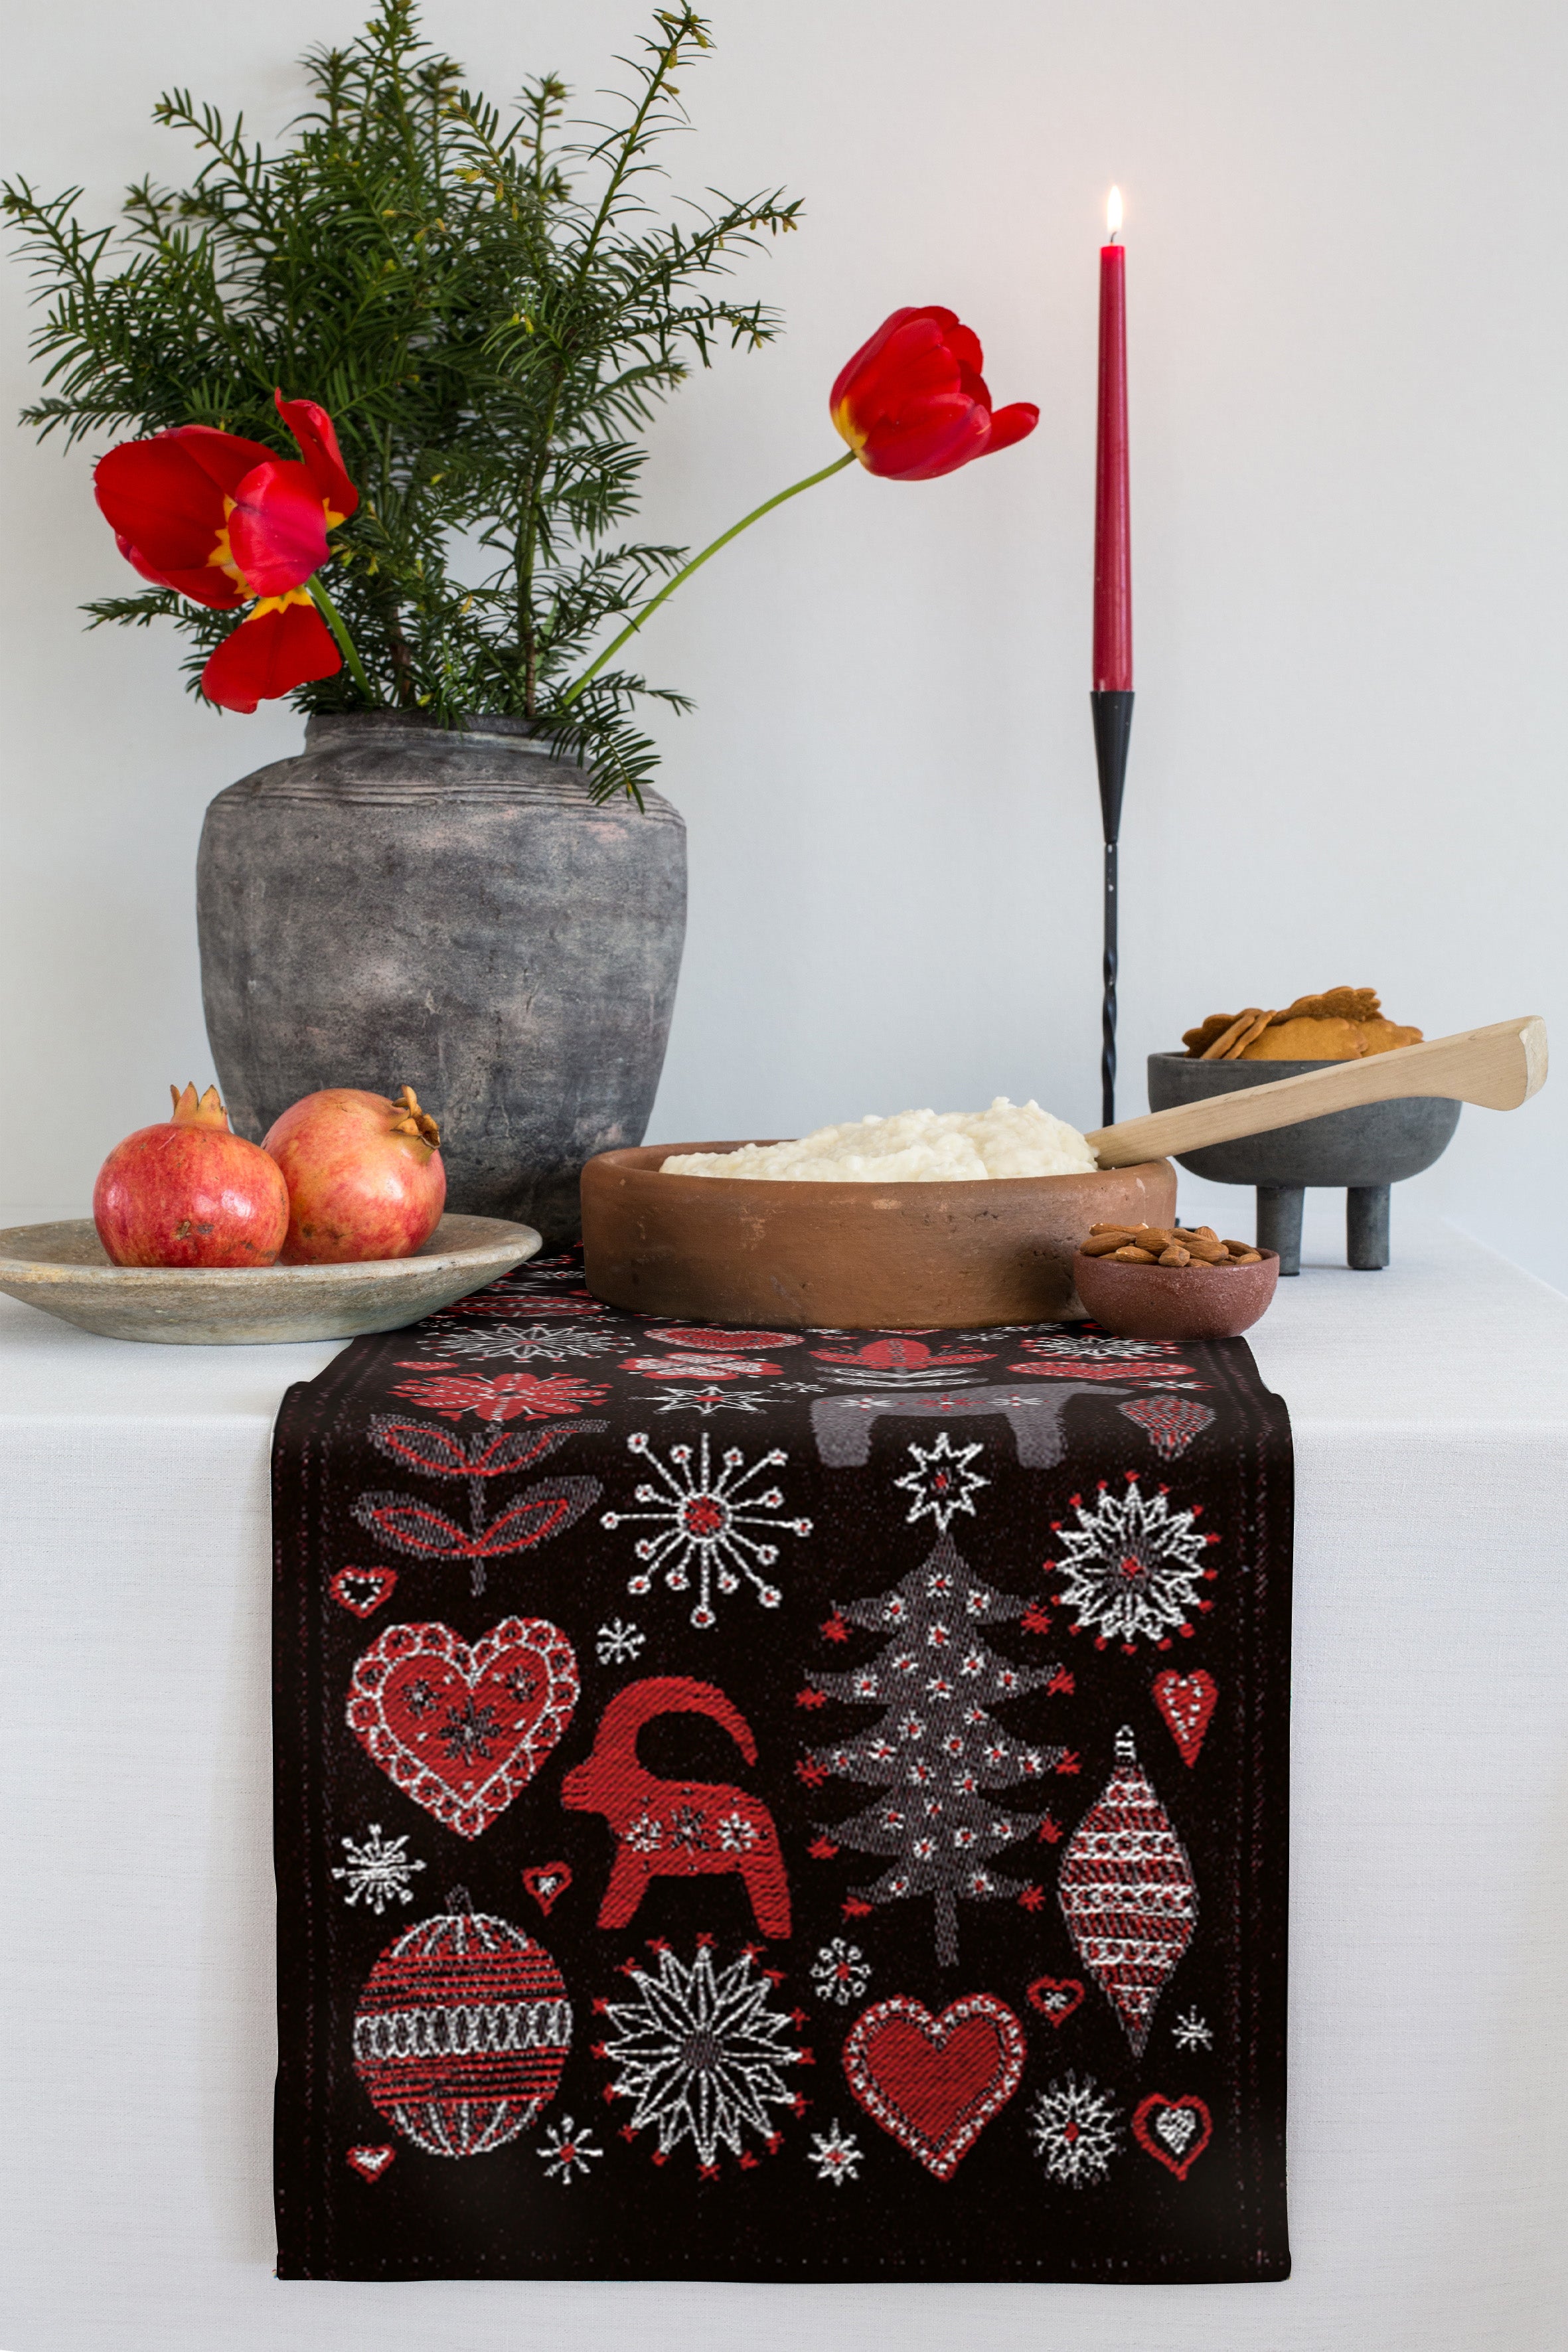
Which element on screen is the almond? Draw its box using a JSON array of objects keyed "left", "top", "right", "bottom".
[{"left": 1112, "top": 1245, "right": 1158, "bottom": 1263}]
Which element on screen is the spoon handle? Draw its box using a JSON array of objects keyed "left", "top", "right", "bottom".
[{"left": 1087, "top": 1015, "right": 1547, "bottom": 1169}]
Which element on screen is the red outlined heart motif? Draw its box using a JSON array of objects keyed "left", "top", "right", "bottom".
[
  {"left": 1132, "top": 2092, "right": 1213, "bottom": 2180},
  {"left": 347, "top": 1618, "right": 579, "bottom": 1839},
  {"left": 1152, "top": 1669, "right": 1219, "bottom": 1766},
  {"left": 522, "top": 1861, "right": 573, "bottom": 1915},
  {"left": 842, "top": 1994, "right": 1026, "bottom": 2179},
  {"left": 331, "top": 1566, "right": 398, "bottom": 1619},
  {"left": 649, "top": 1327, "right": 803, "bottom": 1352},
  {"left": 347, "top": 2144, "right": 396, "bottom": 2182},
  {"left": 1025, "top": 1975, "right": 1085, "bottom": 2029}
]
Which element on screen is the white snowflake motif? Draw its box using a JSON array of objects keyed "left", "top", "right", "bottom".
[
  {"left": 1052, "top": 1476, "right": 1213, "bottom": 1646},
  {"left": 1030, "top": 2074, "right": 1121, "bottom": 2187},
  {"left": 647, "top": 1383, "right": 823, "bottom": 1417},
  {"left": 811, "top": 1939, "right": 871, "bottom": 2007},
  {"left": 600, "top": 1944, "right": 804, "bottom": 2167},
  {"left": 536, "top": 2114, "right": 603, "bottom": 2183},
  {"left": 601, "top": 1433, "right": 812, "bottom": 1628},
  {"left": 892, "top": 1433, "right": 989, "bottom": 1533},
  {"left": 1172, "top": 2007, "right": 1214, "bottom": 2051},
  {"left": 330, "top": 1824, "right": 424, "bottom": 1916},
  {"left": 596, "top": 1617, "right": 646, "bottom": 1666},
  {"left": 416, "top": 1320, "right": 622, "bottom": 1364},
  {"left": 716, "top": 1812, "right": 759, "bottom": 1853},
  {"left": 625, "top": 1812, "right": 664, "bottom": 1854},
  {"left": 809, "top": 2120, "right": 864, "bottom": 2187}
]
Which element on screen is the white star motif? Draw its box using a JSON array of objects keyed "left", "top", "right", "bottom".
[{"left": 892, "top": 1433, "right": 988, "bottom": 1533}]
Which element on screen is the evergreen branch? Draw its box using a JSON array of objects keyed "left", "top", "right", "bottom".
[{"left": 3, "top": 0, "right": 799, "bottom": 765}]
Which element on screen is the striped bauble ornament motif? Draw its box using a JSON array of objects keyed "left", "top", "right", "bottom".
[{"left": 353, "top": 1893, "right": 571, "bottom": 2157}]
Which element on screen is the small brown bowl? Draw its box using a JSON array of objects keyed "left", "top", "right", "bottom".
[{"left": 1071, "top": 1246, "right": 1280, "bottom": 1342}]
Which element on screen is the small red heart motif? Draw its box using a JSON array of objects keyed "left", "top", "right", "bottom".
[
  {"left": 843, "top": 1994, "right": 1026, "bottom": 2179},
  {"left": 522, "top": 1861, "right": 573, "bottom": 1915},
  {"left": 347, "top": 2144, "right": 396, "bottom": 2182},
  {"left": 331, "top": 1566, "right": 398, "bottom": 1619},
  {"left": 1152, "top": 1669, "right": 1219, "bottom": 1767},
  {"left": 1132, "top": 2092, "right": 1213, "bottom": 2180},
  {"left": 1026, "top": 1975, "right": 1085, "bottom": 2028},
  {"left": 347, "top": 1618, "right": 579, "bottom": 1840}
]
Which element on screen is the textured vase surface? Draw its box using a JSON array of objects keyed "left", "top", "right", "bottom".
[{"left": 196, "top": 712, "right": 686, "bottom": 1243}]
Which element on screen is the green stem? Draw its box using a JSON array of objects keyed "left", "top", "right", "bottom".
[
  {"left": 556, "top": 449, "right": 856, "bottom": 712},
  {"left": 306, "top": 574, "right": 378, "bottom": 705}
]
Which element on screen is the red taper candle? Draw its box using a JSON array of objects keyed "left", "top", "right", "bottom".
[{"left": 1093, "top": 186, "right": 1132, "bottom": 692}]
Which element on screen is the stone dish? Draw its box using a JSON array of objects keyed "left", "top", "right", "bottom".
[
  {"left": 1072, "top": 1246, "right": 1280, "bottom": 1342},
  {"left": 0, "top": 1214, "right": 540, "bottom": 1346},
  {"left": 1146, "top": 1052, "right": 1462, "bottom": 1272},
  {"left": 580, "top": 1142, "right": 1177, "bottom": 1329}
]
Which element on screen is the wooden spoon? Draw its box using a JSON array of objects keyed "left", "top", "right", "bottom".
[{"left": 1087, "top": 1015, "right": 1547, "bottom": 1169}]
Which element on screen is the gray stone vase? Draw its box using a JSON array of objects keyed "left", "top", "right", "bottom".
[{"left": 196, "top": 712, "right": 686, "bottom": 1245}]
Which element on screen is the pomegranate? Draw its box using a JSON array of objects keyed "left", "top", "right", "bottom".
[
  {"left": 264, "top": 1085, "right": 446, "bottom": 1265},
  {"left": 94, "top": 1083, "right": 291, "bottom": 1268}
]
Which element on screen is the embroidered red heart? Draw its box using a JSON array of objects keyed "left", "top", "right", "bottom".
[
  {"left": 347, "top": 2144, "right": 396, "bottom": 2182},
  {"left": 522, "top": 1861, "right": 573, "bottom": 1915},
  {"left": 1132, "top": 2092, "right": 1213, "bottom": 2179},
  {"left": 347, "top": 1618, "right": 579, "bottom": 1840},
  {"left": 331, "top": 1566, "right": 398, "bottom": 1619},
  {"left": 1026, "top": 1975, "right": 1085, "bottom": 2028},
  {"left": 843, "top": 1994, "right": 1026, "bottom": 2179},
  {"left": 1152, "top": 1669, "right": 1218, "bottom": 1766}
]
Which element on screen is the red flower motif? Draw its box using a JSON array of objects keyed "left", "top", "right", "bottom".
[
  {"left": 830, "top": 308, "right": 1038, "bottom": 481},
  {"left": 94, "top": 388, "right": 358, "bottom": 711},
  {"left": 389, "top": 1370, "right": 611, "bottom": 1423}
]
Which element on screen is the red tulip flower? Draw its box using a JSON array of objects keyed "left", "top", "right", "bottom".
[
  {"left": 94, "top": 390, "right": 360, "bottom": 712},
  {"left": 830, "top": 307, "right": 1039, "bottom": 480},
  {"left": 560, "top": 304, "right": 1038, "bottom": 711}
]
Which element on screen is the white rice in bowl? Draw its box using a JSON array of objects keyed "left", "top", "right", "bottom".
[{"left": 660, "top": 1098, "right": 1097, "bottom": 1183}]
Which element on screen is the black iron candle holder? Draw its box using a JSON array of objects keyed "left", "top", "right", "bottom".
[{"left": 1091, "top": 688, "right": 1135, "bottom": 1129}]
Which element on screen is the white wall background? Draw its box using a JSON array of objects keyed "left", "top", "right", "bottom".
[{"left": 3, "top": 0, "right": 1565, "bottom": 1287}]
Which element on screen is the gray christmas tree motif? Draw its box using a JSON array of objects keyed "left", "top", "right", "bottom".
[{"left": 801, "top": 1531, "right": 1069, "bottom": 1966}]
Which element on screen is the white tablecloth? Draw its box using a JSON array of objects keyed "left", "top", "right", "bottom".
[{"left": 3, "top": 1206, "right": 1565, "bottom": 2352}]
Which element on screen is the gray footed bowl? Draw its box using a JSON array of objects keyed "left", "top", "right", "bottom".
[
  {"left": 0, "top": 1214, "right": 540, "bottom": 1345},
  {"left": 1145, "top": 1050, "right": 1462, "bottom": 1273},
  {"left": 1145, "top": 1052, "right": 1461, "bottom": 1185}
]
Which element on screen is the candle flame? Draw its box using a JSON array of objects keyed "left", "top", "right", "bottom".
[{"left": 1107, "top": 185, "right": 1123, "bottom": 240}]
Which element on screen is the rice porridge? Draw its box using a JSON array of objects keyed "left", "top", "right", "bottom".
[{"left": 660, "top": 1098, "right": 1097, "bottom": 1183}]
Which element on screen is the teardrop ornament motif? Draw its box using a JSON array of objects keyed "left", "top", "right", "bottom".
[{"left": 1057, "top": 1725, "right": 1198, "bottom": 2054}]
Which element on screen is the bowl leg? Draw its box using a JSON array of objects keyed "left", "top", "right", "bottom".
[
  {"left": 1256, "top": 1184, "right": 1303, "bottom": 1275},
  {"left": 1347, "top": 1184, "right": 1391, "bottom": 1271}
]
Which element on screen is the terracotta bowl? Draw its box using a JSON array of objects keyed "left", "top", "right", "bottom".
[
  {"left": 1071, "top": 1246, "right": 1280, "bottom": 1342},
  {"left": 580, "top": 1142, "right": 1176, "bottom": 1329}
]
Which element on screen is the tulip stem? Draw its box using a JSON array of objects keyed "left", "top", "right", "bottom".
[
  {"left": 556, "top": 448, "right": 857, "bottom": 712},
  {"left": 306, "top": 575, "right": 380, "bottom": 705}
]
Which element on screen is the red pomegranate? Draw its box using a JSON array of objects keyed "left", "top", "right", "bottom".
[
  {"left": 264, "top": 1085, "right": 445, "bottom": 1264},
  {"left": 94, "top": 1083, "right": 290, "bottom": 1268}
]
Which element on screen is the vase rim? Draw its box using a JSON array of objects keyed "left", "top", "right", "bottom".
[{"left": 304, "top": 710, "right": 540, "bottom": 740}]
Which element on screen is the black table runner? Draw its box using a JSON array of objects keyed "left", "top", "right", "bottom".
[{"left": 274, "top": 1253, "right": 1292, "bottom": 2281}]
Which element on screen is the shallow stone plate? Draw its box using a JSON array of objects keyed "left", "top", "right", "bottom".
[{"left": 0, "top": 1214, "right": 541, "bottom": 1346}]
